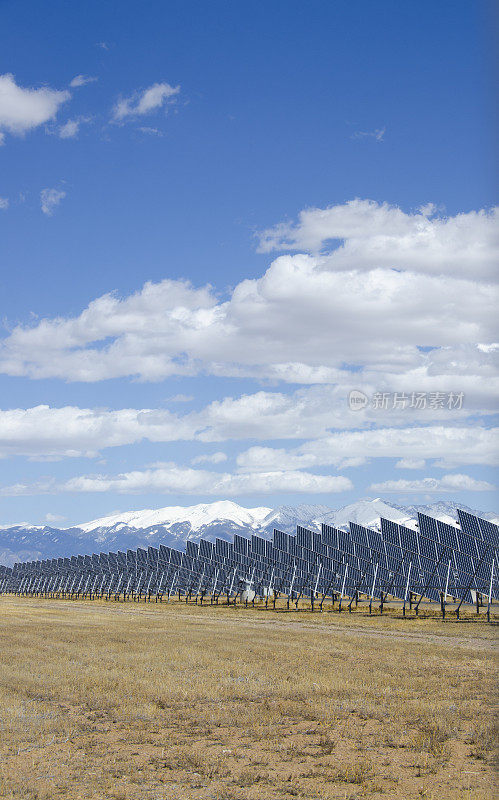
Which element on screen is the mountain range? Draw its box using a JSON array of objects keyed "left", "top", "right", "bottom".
[{"left": 1, "top": 498, "right": 497, "bottom": 567}]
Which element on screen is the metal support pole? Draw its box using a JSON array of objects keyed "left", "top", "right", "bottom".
[
  {"left": 402, "top": 563, "right": 412, "bottom": 617},
  {"left": 338, "top": 563, "right": 348, "bottom": 613},
  {"left": 456, "top": 545, "right": 490, "bottom": 619},
  {"left": 487, "top": 558, "right": 495, "bottom": 623},
  {"left": 369, "top": 563, "right": 379, "bottom": 615}
]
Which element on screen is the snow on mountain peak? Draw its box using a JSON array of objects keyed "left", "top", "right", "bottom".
[
  {"left": 316, "top": 497, "right": 415, "bottom": 531},
  {"left": 77, "top": 500, "right": 273, "bottom": 533}
]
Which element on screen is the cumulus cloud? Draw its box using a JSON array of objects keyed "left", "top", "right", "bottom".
[
  {"left": 257, "top": 199, "right": 498, "bottom": 281},
  {"left": 191, "top": 452, "right": 228, "bottom": 465},
  {"left": 395, "top": 458, "right": 426, "bottom": 470},
  {"left": 0, "top": 405, "right": 195, "bottom": 459},
  {"left": 69, "top": 75, "right": 97, "bottom": 88},
  {"left": 58, "top": 117, "right": 91, "bottom": 138},
  {"left": 0, "top": 197, "right": 8, "bottom": 209},
  {"left": 0, "top": 255, "right": 497, "bottom": 386},
  {"left": 370, "top": 474, "right": 496, "bottom": 493},
  {"left": 0, "top": 73, "right": 70, "bottom": 141},
  {"left": 0, "top": 405, "right": 496, "bottom": 470},
  {"left": 167, "top": 394, "right": 194, "bottom": 403},
  {"left": 0, "top": 464, "right": 352, "bottom": 497},
  {"left": 236, "top": 427, "right": 499, "bottom": 472},
  {"left": 58, "top": 119, "right": 79, "bottom": 138},
  {"left": 45, "top": 512, "right": 66, "bottom": 523},
  {"left": 112, "top": 82, "right": 180, "bottom": 121},
  {"left": 40, "top": 188, "right": 66, "bottom": 216}
]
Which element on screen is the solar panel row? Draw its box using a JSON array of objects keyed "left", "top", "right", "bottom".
[{"left": 1, "top": 510, "right": 497, "bottom": 616}]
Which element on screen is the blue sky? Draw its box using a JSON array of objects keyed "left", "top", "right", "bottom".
[{"left": 0, "top": 0, "right": 497, "bottom": 525}]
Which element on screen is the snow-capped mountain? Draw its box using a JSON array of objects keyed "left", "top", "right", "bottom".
[
  {"left": 78, "top": 501, "right": 273, "bottom": 533},
  {"left": 0, "top": 498, "right": 497, "bottom": 567}
]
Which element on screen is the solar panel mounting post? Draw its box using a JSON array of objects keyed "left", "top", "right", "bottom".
[
  {"left": 287, "top": 563, "right": 296, "bottom": 610},
  {"left": 167, "top": 570, "right": 177, "bottom": 601},
  {"left": 348, "top": 563, "right": 370, "bottom": 613},
  {"left": 402, "top": 563, "right": 412, "bottom": 617},
  {"left": 319, "top": 575, "right": 336, "bottom": 611},
  {"left": 124, "top": 573, "right": 132, "bottom": 600},
  {"left": 228, "top": 566, "right": 237, "bottom": 604},
  {"left": 369, "top": 563, "right": 379, "bottom": 615},
  {"left": 196, "top": 566, "right": 205, "bottom": 604},
  {"left": 265, "top": 567, "right": 275, "bottom": 608},
  {"left": 338, "top": 563, "right": 348, "bottom": 613},
  {"left": 210, "top": 568, "right": 219, "bottom": 603},
  {"left": 90, "top": 573, "right": 99, "bottom": 599},
  {"left": 443, "top": 559, "right": 451, "bottom": 619},
  {"left": 295, "top": 560, "right": 315, "bottom": 609},
  {"left": 456, "top": 545, "right": 490, "bottom": 619},
  {"left": 486, "top": 558, "right": 495, "bottom": 622},
  {"left": 313, "top": 563, "right": 322, "bottom": 600},
  {"left": 414, "top": 549, "right": 447, "bottom": 616},
  {"left": 145, "top": 571, "right": 153, "bottom": 601}
]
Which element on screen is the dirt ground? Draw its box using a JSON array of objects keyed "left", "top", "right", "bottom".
[{"left": 0, "top": 596, "right": 497, "bottom": 800}]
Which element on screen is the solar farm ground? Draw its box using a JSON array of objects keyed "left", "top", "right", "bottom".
[{"left": 0, "top": 596, "right": 497, "bottom": 800}]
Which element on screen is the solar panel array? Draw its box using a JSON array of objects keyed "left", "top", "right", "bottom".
[{"left": 1, "top": 509, "right": 497, "bottom": 616}]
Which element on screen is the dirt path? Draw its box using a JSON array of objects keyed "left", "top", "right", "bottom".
[{"left": 156, "top": 607, "right": 499, "bottom": 650}]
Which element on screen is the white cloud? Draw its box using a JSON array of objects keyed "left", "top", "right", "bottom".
[
  {"left": 370, "top": 474, "right": 496, "bottom": 493},
  {"left": 0, "top": 73, "right": 70, "bottom": 140},
  {"left": 69, "top": 75, "right": 97, "bottom": 88},
  {"left": 0, "top": 405, "right": 196, "bottom": 459},
  {"left": 0, "top": 260, "right": 497, "bottom": 386},
  {"left": 167, "top": 394, "right": 194, "bottom": 403},
  {"left": 236, "top": 427, "right": 499, "bottom": 471},
  {"left": 57, "top": 116, "right": 91, "bottom": 139},
  {"left": 352, "top": 127, "right": 385, "bottom": 141},
  {"left": 0, "top": 464, "right": 352, "bottom": 497},
  {"left": 257, "top": 199, "right": 499, "bottom": 281},
  {"left": 191, "top": 452, "right": 227, "bottom": 465},
  {"left": 58, "top": 119, "right": 79, "bottom": 138},
  {"left": 40, "top": 188, "right": 66, "bottom": 216},
  {"left": 395, "top": 458, "right": 426, "bottom": 470},
  {"left": 138, "top": 126, "right": 163, "bottom": 136},
  {"left": 0, "top": 197, "right": 8, "bottom": 209},
  {"left": 112, "top": 82, "right": 180, "bottom": 121},
  {"left": 0, "top": 405, "right": 496, "bottom": 470},
  {"left": 58, "top": 118, "right": 86, "bottom": 138},
  {"left": 45, "top": 512, "right": 66, "bottom": 523},
  {"left": 0, "top": 201, "right": 497, "bottom": 427}
]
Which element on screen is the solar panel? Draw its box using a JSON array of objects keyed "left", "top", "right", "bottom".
[
  {"left": 398, "top": 524, "right": 419, "bottom": 555},
  {"left": 349, "top": 522, "right": 369, "bottom": 548},
  {"left": 234, "top": 533, "right": 250, "bottom": 555},
  {"left": 199, "top": 539, "right": 214, "bottom": 559},
  {"left": 251, "top": 535, "right": 266, "bottom": 556},
  {"left": 3, "top": 506, "right": 497, "bottom": 616},
  {"left": 296, "top": 526, "right": 313, "bottom": 550},
  {"left": 478, "top": 518, "right": 499, "bottom": 549},
  {"left": 457, "top": 509, "right": 483, "bottom": 540},
  {"left": 186, "top": 541, "right": 199, "bottom": 558}
]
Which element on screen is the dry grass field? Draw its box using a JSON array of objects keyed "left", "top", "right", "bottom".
[{"left": 0, "top": 596, "right": 497, "bottom": 800}]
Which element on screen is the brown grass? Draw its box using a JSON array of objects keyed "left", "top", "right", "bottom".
[{"left": 0, "top": 595, "right": 497, "bottom": 800}]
